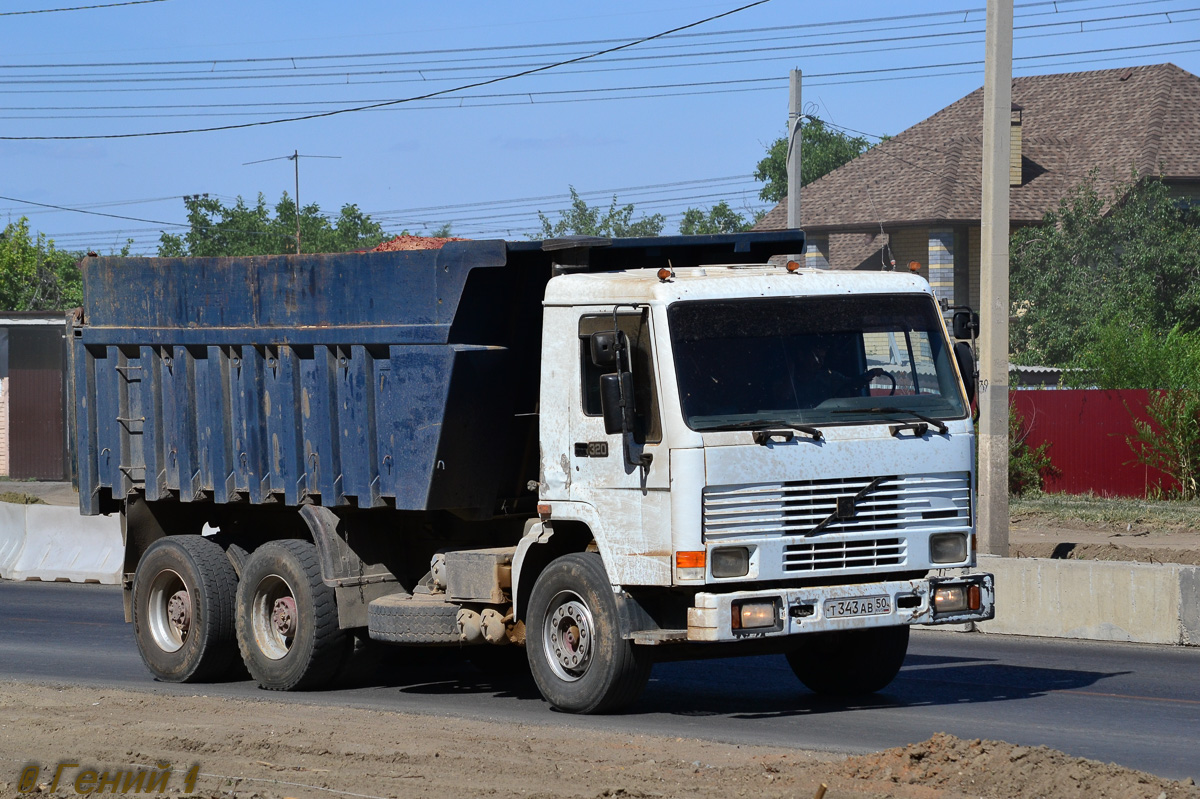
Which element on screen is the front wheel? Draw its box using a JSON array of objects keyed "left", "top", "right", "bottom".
[
  {"left": 235, "top": 539, "right": 351, "bottom": 691},
  {"left": 526, "top": 553, "right": 650, "bottom": 714},
  {"left": 786, "top": 625, "right": 910, "bottom": 696},
  {"left": 132, "top": 535, "right": 239, "bottom": 682}
]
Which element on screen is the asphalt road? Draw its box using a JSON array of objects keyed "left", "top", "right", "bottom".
[{"left": 2, "top": 580, "right": 1198, "bottom": 780}]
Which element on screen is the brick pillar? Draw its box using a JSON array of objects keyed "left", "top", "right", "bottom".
[
  {"left": 928, "top": 228, "right": 955, "bottom": 306},
  {"left": 805, "top": 236, "right": 829, "bottom": 270}
]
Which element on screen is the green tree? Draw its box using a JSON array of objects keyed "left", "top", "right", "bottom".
[
  {"left": 678, "top": 201, "right": 754, "bottom": 235},
  {"left": 158, "top": 193, "right": 390, "bottom": 257},
  {"left": 537, "top": 187, "right": 665, "bottom": 239},
  {"left": 753, "top": 118, "right": 872, "bottom": 203},
  {"left": 0, "top": 217, "right": 82, "bottom": 310},
  {"left": 1011, "top": 173, "right": 1200, "bottom": 367}
]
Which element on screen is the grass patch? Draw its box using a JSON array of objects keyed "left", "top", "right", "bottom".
[
  {"left": 1011, "top": 492, "right": 1200, "bottom": 529},
  {"left": 0, "top": 491, "right": 46, "bottom": 505}
]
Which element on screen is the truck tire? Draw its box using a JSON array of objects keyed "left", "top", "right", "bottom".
[
  {"left": 132, "top": 535, "right": 239, "bottom": 683},
  {"left": 526, "top": 553, "right": 650, "bottom": 714},
  {"left": 235, "top": 539, "right": 350, "bottom": 691},
  {"left": 786, "top": 625, "right": 910, "bottom": 696}
]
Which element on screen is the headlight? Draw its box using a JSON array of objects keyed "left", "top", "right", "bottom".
[
  {"left": 711, "top": 546, "right": 750, "bottom": 578},
  {"left": 933, "top": 583, "right": 981, "bottom": 614},
  {"left": 731, "top": 600, "right": 777, "bottom": 630},
  {"left": 930, "top": 532, "right": 967, "bottom": 563}
]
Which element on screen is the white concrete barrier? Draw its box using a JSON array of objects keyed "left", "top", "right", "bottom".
[
  {"left": 977, "top": 554, "right": 1200, "bottom": 646},
  {"left": 0, "top": 501, "right": 29, "bottom": 579},
  {"left": 3, "top": 503, "right": 122, "bottom": 584}
]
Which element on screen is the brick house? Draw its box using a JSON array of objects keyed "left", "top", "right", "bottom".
[{"left": 754, "top": 63, "right": 1200, "bottom": 312}]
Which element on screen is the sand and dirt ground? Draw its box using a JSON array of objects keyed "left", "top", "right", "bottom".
[{"left": 1, "top": 683, "right": 1197, "bottom": 799}]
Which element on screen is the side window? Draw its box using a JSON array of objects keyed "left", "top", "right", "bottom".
[
  {"left": 862, "top": 330, "right": 941, "bottom": 396},
  {"left": 578, "top": 312, "right": 662, "bottom": 444}
]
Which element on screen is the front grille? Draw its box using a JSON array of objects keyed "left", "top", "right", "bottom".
[
  {"left": 784, "top": 537, "right": 906, "bottom": 572},
  {"left": 702, "top": 472, "right": 970, "bottom": 539}
]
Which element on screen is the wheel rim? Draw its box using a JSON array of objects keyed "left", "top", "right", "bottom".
[
  {"left": 249, "top": 574, "right": 297, "bottom": 661},
  {"left": 541, "top": 590, "right": 595, "bottom": 682},
  {"left": 146, "top": 568, "right": 189, "bottom": 653}
]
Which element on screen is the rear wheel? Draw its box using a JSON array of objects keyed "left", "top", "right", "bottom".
[
  {"left": 786, "top": 625, "right": 910, "bottom": 696},
  {"left": 235, "top": 539, "right": 350, "bottom": 691},
  {"left": 132, "top": 536, "right": 239, "bottom": 682},
  {"left": 526, "top": 553, "right": 650, "bottom": 714}
]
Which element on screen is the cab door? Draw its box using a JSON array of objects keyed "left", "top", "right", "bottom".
[{"left": 569, "top": 308, "right": 670, "bottom": 584}]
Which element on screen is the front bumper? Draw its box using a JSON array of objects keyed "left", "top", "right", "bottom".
[{"left": 686, "top": 572, "right": 994, "bottom": 642}]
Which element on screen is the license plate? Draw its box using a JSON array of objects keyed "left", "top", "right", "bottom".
[{"left": 823, "top": 595, "right": 891, "bottom": 619}]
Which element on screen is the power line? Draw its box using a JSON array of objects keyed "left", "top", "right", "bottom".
[
  {"left": 0, "top": 0, "right": 168, "bottom": 16},
  {"left": 15, "top": 44, "right": 1178, "bottom": 123},
  {"left": 0, "top": 0, "right": 1148, "bottom": 70},
  {"left": 27, "top": 175, "right": 769, "bottom": 246},
  {"left": 2, "top": 5, "right": 1190, "bottom": 89},
  {"left": 0, "top": 194, "right": 181, "bottom": 216},
  {"left": 0, "top": 192, "right": 185, "bottom": 226},
  {"left": 0, "top": 0, "right": 770, "bottom": 141},
  {"left": 3, "top": 14, "right": 1193, "bottom": 106}
]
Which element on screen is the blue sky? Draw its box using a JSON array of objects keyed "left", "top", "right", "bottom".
[{"left": 2, "top": 0, "right": 1199, "bottom": 254}]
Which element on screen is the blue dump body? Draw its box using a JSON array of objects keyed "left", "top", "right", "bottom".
[{"left": 68, "top": 232, "right": 805, "bottom": 517}]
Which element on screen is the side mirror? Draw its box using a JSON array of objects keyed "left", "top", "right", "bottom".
[
  {"left": 600, "top": 372, "right": 635, "bottom": 435},
  {"left": 952, "top": 310, "right": 979, "bottom": 340},
  {"left": 954, "top": 341, "right": 976, "bottom": 405},
  {"left": 590, "top": 331, "right": 620, "bottom": 367}
]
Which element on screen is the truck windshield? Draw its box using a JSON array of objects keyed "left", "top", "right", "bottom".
[{"left": 668, "top": 294, "right": 968, "bottom": 431}]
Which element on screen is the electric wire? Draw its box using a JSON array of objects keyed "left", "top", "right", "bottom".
[
  {"left": 0, "top": 0, "right": 771, "bottom": 140},
  {"left": 0, "top": 0, "right": 168, "bottom": 16},
  {"left": 27, "top": 176, "right": 769, "bottom": 249},
  {"left": 1, "top": 6, "right": 1191, "bottom": 90},
  {"left": 2, "top": 20, "right": 1195, "bottom": 112},
  {"left": 0, "top": 0, "right": 1163, "bottom": 70}
]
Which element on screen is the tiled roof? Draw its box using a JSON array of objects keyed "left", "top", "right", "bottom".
[{"left": 755, "top": 64, "right": 1200, "bottom": 231}]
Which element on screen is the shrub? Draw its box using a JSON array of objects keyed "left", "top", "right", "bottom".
[{"left": 1009, "top": 404, "right": 1057, "bottom": 496}]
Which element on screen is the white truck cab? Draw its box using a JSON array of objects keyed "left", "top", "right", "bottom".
[{"left": 521, "top": 261, "right": 993, "bottom": 710}]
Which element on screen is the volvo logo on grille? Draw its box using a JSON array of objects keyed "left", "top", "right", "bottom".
[
  {"left": 808, "top": 476, "right": 889, "bottom": 535},
  {"left": 835, "top": 495, "right": 859, "bottom": 520}
]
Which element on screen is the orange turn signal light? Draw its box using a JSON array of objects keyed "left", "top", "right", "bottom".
[{"left": 675, "top": 551, "right": 706, "bottom": 569}]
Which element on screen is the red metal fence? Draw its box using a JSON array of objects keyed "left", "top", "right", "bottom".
[{"left": 1010, "top": 389, "right": 1174, "bottom": 497}]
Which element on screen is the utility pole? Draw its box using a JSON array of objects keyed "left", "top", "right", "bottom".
[
  {"left": 243, "top": 151, "right": 340, "bottom": 255},
  {"left": 292, "top": 150, "right": 301, "bottom": 254},
  {"left": 978, "top": 0, "right": 1013, "bottom": 557},
  {"left": 787, "top": 69, "right": 802, "bottom": 232}
]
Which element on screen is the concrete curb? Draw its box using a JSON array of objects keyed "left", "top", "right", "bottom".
[
  {"left": 0, "top": 501, "right": 28, "bottom": 579},
  {"left": 977, "top": 554, "right": 1200, "bottom": 646},
  {"left": 0, "top": 501, "right": 121, "bottom": 584}
]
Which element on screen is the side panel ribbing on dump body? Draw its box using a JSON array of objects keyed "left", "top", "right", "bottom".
[
  {"left": 70, "top": 240, "right": 536, "bottom": 516},
  {"left": 69, "top": 231, "right": 811, "bottom": 517}
]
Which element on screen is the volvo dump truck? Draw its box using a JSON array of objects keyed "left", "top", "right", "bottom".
[{"left": 68, "top": 231, "right": 994, "bottom": 713}]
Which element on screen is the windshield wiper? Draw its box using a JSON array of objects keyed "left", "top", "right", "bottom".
[
  {"left": 831, "top": 407, "right": 948, "bottom": 435},
  {"left": 700, "top": 418, "right": 823, "bottom": 442}
]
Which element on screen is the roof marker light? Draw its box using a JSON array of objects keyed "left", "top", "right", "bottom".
[{"left": 785, "top": 260, "right": 801, "bottom": 273}]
